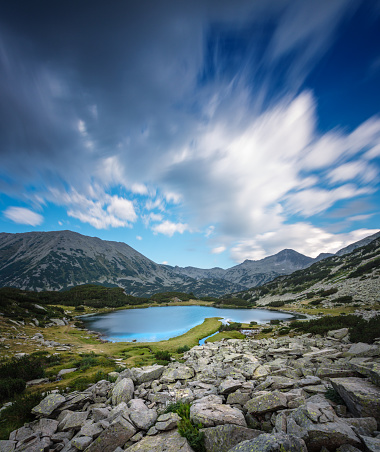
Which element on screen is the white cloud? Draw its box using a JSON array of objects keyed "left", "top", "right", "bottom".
[
  {"left": 50, "top": 188, "right": 137, "bottom": 229},
  {"left": 58, "top": 221, "right": 63, "bottom": 225},
  {"left": 230, "top": 224, "right": 380, "bottom": 262},
  {"left": 152, "top": 220, "right": 189, "bottom": 237},
  {"left": 106, "top": 196, "right": 137, "bottom": 222},
  {"left": 211, "top": 246, "right": 226, "bottom": 254},
  {"left": 328, "top": 161, "right": 377, "bottom": 184},
  {"left": 131, "top": 183, "right": 148, "bottom": 195},
  {"left": 136, "top": 235, "right": 142, "bottom": 240},
  {"left": 162, "top": 260, "right": 168, "bottom": 265},
  {"left": 3, "top": 207, "right": 43, "bottom": 226}
]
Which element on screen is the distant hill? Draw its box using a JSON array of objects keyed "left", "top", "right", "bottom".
[
  {"left": 165, "top": 248, "right": 332, "bottom": 289},
  {"left": 0, "top": 231, "right": 244, "bottom": 297}
]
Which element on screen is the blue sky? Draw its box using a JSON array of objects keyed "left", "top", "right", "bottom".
[{"left": 0, "top": 0, "right": 379, "bottom": 269}]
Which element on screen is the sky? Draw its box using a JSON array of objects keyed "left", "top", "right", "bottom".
[{"left": 0, "top": 0, "right": 379, "bottom": 269}]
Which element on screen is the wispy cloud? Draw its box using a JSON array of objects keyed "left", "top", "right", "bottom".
[
  {"left": 152, "top": 221, "right": 189, "bottom": 237},
  {"left": 3, "top": 207, "right": 43, "bottom": 226}
]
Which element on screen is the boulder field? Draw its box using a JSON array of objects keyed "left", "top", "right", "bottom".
[{"left": 2, "top": 329, "right": 380, "bottom": 452}]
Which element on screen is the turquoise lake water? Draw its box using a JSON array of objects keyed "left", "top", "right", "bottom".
[{"left": 80, "top": 305, "right": 294, "bottom": 342}]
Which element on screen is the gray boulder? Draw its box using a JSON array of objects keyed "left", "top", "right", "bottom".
[
  {"left": 132, "top": 365, "right": 165, "bottom": 384},
  {"left": 346, "top": 343, "right": 380, "bottom": 357},
  {"left": 85, "top": 415, "right": 136, "bottom": 452},
  {"left": 226, "top": 433, "right": 307, "bottom": 452},
  {"left": 31, "top": 393, "right": 66, "bottom": 416},
  {"left": 190, "top": 401, "right": 246, "bottom": 428},
  {"left": 155, "top": 412, "right": 181, "bottom": 431},
  {"left": 124, "top": 430, "right": 194, "bottom": 451},
  {"left": 0, "top": 440, "right": 16, "bottom": 452},
  {"left": 129, "top": 409, "right": 157, "bottom": 430},
  {"left": 244, "top": 391, "right": 287, "bottom": 414},
  {"left": 111, "top": 378, "right": 134, "bottom": 405},
  {"left": 331, "top": 377, "right": 380, "bottom": 424},
  {"left": 161, "top": 364, "right": 195, "bottom": 383},
  {"left": 202, "top": 424, "right": 263, "bottom": 452}
]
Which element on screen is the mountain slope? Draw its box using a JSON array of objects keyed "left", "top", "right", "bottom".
[
  {"left": 336, "top": 231, "right": 380, "bottom": 256},
  {"left": 166, "top": 249, "right": 323, "bottom": 289},
  {"left": 0, "top": 231, "right": 245, "bottom": 297},
  {"left": 232, "top": 235, "right": 380, "bottom": 306}
]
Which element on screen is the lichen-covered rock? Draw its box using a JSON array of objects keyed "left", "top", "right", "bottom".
[
  {"left": 160, "top": 364, "right": 195, "bottom": 383},
  {"left": 111, "top": 378, "right": 134, "bottom": 405},
  {"left": 226, "top": 433, "right": 307, "bottom": 452},
  {"left": 346, "top": 343, "right": 380, "bottom": 357},
  {"left": 71, "top": 436, "right": 93, "bottom": 450},
  {"left": 155, "top": 412, "right": 181, "bottom": 431},
  {"left": 31, "top": 393, "right": 66, "bottom": 416},
  {"left": 202, "top": 424, "right": 263, "bottom": 452},
  {"left": 331, "top": 377, "right": 380, "bottom": 424},
  {"left": 85, "top": 415, "right": 136, "bottom": 452},
  {"left": 244, "top": 391, "right": 287, "bottom": 414},
  {"left": 0, "top": 440, "right": 16, "bottom": 452},
  {"left": 218, "top": 379, "right": 242, "bottom": 395},
  {"left": 131, "top": 365, "right": 165, "bottom": 384},
  {"left": 124, "top": 430, "right": 194, "bottom": 451},
  {"left": 190, "top": 401, "right": 247, "bottom": 428},
  {"left": 129, "top": 409, "right": 157, "bottom": 430},
  {"left": 288, "top": 401, "right": 362, "bottom": 452}
]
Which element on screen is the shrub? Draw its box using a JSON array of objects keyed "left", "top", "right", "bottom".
[
  {"left": 0, "top": 355, "right": 45, "bottom": 381},
  {"left": 154, "top": 350, "right": 172, "bottom": 364},
  {"left": 292, "top": 315, "right": 380, "bottom": 344},
  {"left": 270, "top": 319, "right": 281, "bottom": 325},
  {"left": 309, "top": 298, "right": 324, "bottom": 305},
  {"left": 268, "top": 301, "right": 285, "bottom": 307},
  {"left": 261, "top": 327, "right": 273, "bottom": 334},
  {"left": 278, "top": 327, "right": 291, "bottom": 335},
  {"left": 0, "top": 391, "right": 44, "bottom": 440},
  {"left": 0, "top": 378, "right": 26, "bottom": 402},
  {"left": 177, "top": 345, "right": 190, "bottom": 354},
  {"left": 319, "top": 288, "right": 338, "bottom": 297},
  {"left": 332, "top": 295, "right": 353, "bottom": 304},
  {"left": 219, "top": 322, "right": 242, "bottom": 332}
]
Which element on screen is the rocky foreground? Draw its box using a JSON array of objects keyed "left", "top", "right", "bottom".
[{"left": 2, "top": 330, "right": 380, "bottom": 452}]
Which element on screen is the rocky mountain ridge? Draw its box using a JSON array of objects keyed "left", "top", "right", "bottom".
[
  {"left": 0, "top": 230, "right": 379, "bottom": 297},
  {"left": 0, "top": 231, "right": 245, "bottom": 297}
]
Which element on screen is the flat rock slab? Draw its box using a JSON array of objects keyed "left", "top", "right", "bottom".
[
  {"left": 331, "top": 377, "right": 380, "bottom": 424},
  {"left": 31, "top": 393, "right": 66, "bottom": 416},
  {"left": 244, "top": 391, "right": 287, "bottom": 414},
  {"left": 161, "top": 365, "right": 194, "bottom": 382},
  {"left": 190, "top": 402, "right": 247, "bottom": 428},
  {"left": 202, "top": 424, "right": 263, "bottom": 452},
  {"left": 226, "top": 433, "right": 307, "bottom": 452},
  {"left": 132, "top": 365, "right": 165, "bottom": 384},
  {"left": 125, "top": 430, "right": 194, "bottom": 451}
]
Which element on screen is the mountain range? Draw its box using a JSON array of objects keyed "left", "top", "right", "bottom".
[{"left": 0, "top": 230, "right": 379, "bottom": 297}]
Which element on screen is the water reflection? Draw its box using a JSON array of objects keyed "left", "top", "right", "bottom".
[{"left": 80, "top": 305, "right": 293, "bottom": 342}]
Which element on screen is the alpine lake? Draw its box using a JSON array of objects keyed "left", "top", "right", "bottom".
[{"left": 80, "top": 305, "right": 295, "bottom": 343}]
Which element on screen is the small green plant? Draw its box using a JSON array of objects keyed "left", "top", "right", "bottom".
[{"left": 165, "top": 401, "right": 204, "bottom": 452}]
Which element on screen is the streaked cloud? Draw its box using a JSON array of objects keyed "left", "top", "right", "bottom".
[{"left": 3, "top": 207, "right": 43, "bottom": 226}]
